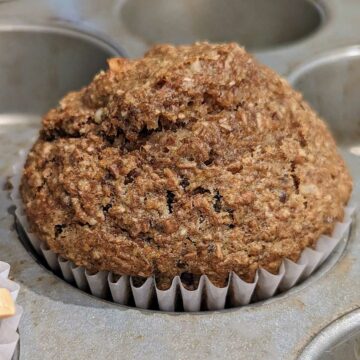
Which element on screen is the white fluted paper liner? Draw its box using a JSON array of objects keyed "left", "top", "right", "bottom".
[
  {"left": 0, "top": 333, "right": 19, "bottom": 360},
  {"left": 230, "top": 272, "right": 258, "bottom": 307},
  {"left": 108, "top": 273, "right": 130, "bottom": 305},
  {"left": 278, "top": 260, "right": 305, "bottom": 292},
  {"left": 85, "top": 270, "right": 109, "bottom": 299},
  {"left": 155, "top": 277, "right": 179, "bottom": 312},
  {"left": 40, "top": 242, "right": 60, "bottom": 272},
  {"left": 131, "top": 277, "right": 155, "bottom": 309},
  {"left": 10, "top": 151, "right": 356, "bottom": 311},
  {"left": 0, "top": 264, "right": 10, "bottom": 280},
  {"left": 58, "top": 257, "right": 75, "bottom": 283},
  {"left": 180, "top": 276, "right": 205, "bottom": 312},
  {"left": 205, "top": 275, "right": 230, "bottom": 310},
  {"left": 0, "top": 262, "right": 22, "bottom": 360},
  {"left": 71, "top": 264, "right": 88, "bottom": 292},
  {"left": 256, "top": 266, "right": 286, "bottom": 300}
]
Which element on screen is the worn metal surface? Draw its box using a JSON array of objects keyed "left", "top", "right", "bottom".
[
  {"left": 299, "top": 309, "right": 360, "bottom": 360},
  {"left": 1, "top": 0, "right": 360, "bottom": 73},
  {"left": 0, "top": 1, "right": 359, "bottom": 359},
  {"left": 118, "top": 0, "right": 323, "bottom": 50}
]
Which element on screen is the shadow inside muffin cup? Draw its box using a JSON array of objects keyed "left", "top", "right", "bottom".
[
  {"left": 120, "top": 0, "right": 324, "bottom": 51},
  {"left": 288, "top": 46, "right": 360, "bottom": 149},
  {"left": 0, "top": 24, "right": 121, "bottom": 116}
]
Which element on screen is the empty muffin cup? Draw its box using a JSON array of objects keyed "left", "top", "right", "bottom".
[
  {"left": 288, "top": 46, "right": 360, "bottom": 149},
  {"left": 299, "top": 309, "right": 360, "bottom": 360},
  {"left": 0, "top": 24, "right": 121, "bottom": 115},
  {"left": 120, "top": 0, "right": 324, "bottom": 50}
]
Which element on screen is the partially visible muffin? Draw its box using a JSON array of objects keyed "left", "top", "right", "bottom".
[
  {"left": 21, "top": 42, "right": 352, "bottom": 288},
  {"left": 0, "top": 288, "right": 15, "bottom": 319}
]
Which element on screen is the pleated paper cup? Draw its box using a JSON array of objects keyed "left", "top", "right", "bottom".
[
  {"left": 0, "top": 262, "right": 22, "bottom": 360},
  {"left": 11, "top": 150, "right": 355, "bottom": 312}
]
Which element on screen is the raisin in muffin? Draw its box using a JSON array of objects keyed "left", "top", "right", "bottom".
[{"left": 20, "top": 42, "right": 352, "bottom": 288}]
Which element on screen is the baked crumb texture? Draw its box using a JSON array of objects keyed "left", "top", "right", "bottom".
[{"left": 21, "top": 42, "right": 352, "bottom": 289}]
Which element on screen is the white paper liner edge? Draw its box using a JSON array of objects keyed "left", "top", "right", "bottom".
[
  {"left": 10, "top": 151, "right": 356, "bottom": 312},
  {"left": 0, "top": 262, "right": 22, "bottom": 360}
]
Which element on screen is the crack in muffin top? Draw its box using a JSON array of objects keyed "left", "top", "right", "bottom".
[{"left": 21, "top": 42, "right": 352, "bottom": 288}]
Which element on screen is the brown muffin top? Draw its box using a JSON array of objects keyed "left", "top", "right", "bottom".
[{"left": 21, "top": 42, "right": 352, "bottom": 288}]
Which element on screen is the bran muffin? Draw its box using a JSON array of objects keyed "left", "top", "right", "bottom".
[{"left": 20, "top": 42, "right": 352, "bottom": 289}]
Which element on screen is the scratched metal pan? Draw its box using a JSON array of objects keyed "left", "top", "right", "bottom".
[{"left": 0, "top": 0, "right": 359, "bottom": 359}]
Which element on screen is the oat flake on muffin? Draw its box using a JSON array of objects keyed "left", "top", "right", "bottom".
[{"left": 20, "top": 42, "right": 352, "bottom": 289}]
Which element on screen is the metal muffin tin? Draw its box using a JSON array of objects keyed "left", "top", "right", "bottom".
[{"left": 0, "top": 0, "right": 359, "bottom": 359}]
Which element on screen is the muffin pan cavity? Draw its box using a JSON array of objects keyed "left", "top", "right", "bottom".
[
  {"left": 0, "top": 24, "right": 120, "bottom": 115},
  {"left": 299, "top": 309, "right": 360, "bottom": 360},
  {"left": 289, "top": 47, "right": 360, "bottom": 148},
  {"left": 120, "top": 0, "right": 324, "bottom": 50}
]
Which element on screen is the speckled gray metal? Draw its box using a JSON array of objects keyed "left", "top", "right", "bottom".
[
  {"left": 0, "top": 1, "right": 359, "bottom": 359},
  {"left": 299, "top": 309, "right": 360, "bottom": 360}
]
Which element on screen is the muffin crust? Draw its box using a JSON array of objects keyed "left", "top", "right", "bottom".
[{"left": 21, "top": 43, "right": 352, "bottom": 288}]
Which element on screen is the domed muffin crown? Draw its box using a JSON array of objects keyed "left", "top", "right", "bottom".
[{"left": 21, "top": 42, "right": 352, "bottom": 287}]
